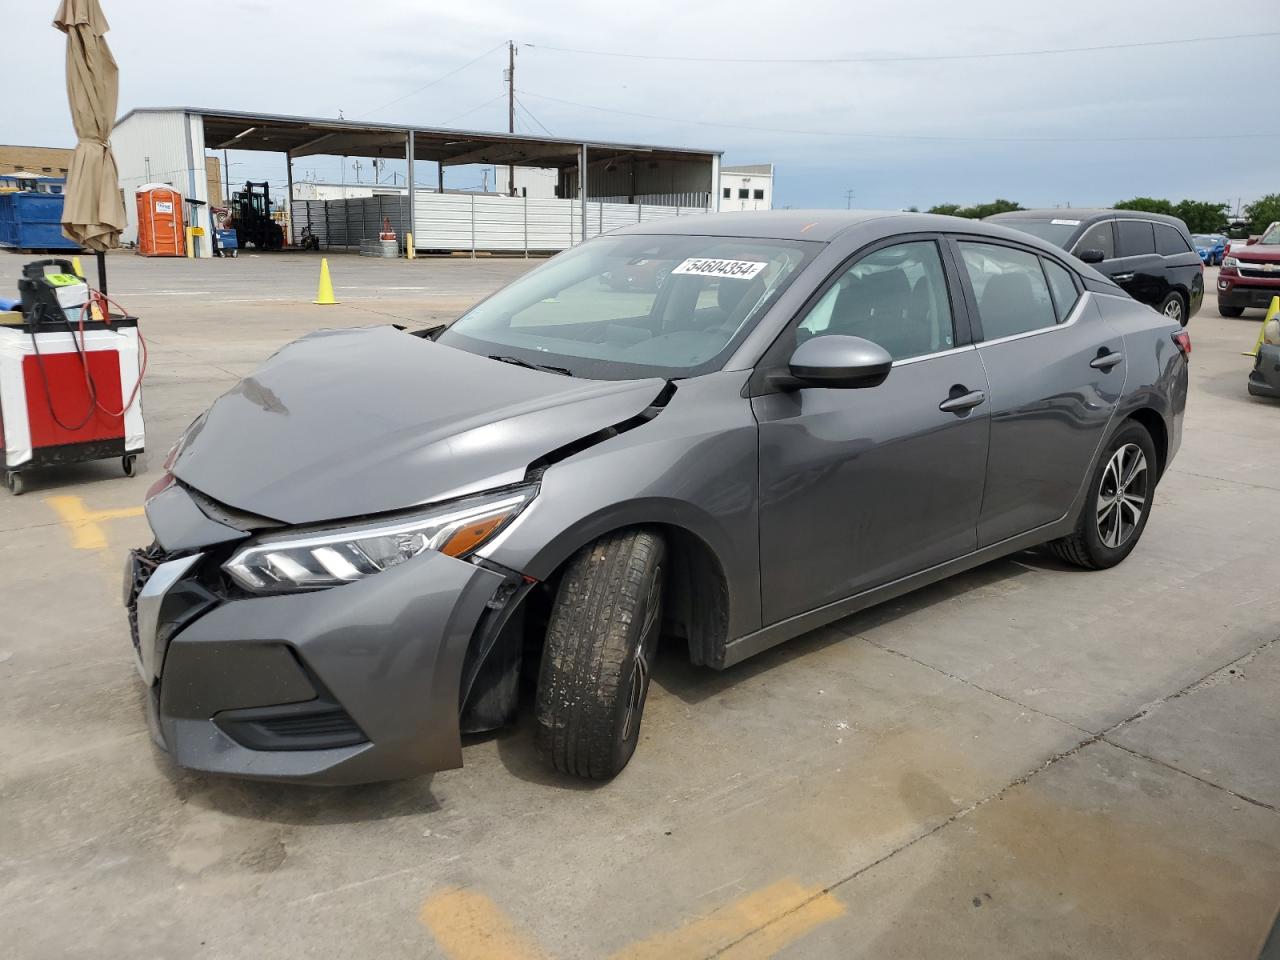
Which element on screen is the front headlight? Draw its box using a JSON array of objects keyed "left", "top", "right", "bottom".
[
  {"left": 223, "top": 485, "right": 536, "bottom": 593},
  {"left": 1222, "top": 256, "right": 1239, "bottom": 268}
]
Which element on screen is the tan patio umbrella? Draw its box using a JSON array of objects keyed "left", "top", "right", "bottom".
[{"left": 54, "top": 0, "right": 126, "bottom": 292}]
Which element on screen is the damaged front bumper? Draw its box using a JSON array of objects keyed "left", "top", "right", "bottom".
[{"left": 125, "top": 490, "right": 518, "bottom": 785}]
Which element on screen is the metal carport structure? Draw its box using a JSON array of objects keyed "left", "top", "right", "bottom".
[{"left": 112, "top": 107, "right": 721, "bottom": 255}]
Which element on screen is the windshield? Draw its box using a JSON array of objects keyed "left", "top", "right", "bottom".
[
  {"left": 995, "top": 218, "right": 1080, "bottom": 249},
  {"left": 437, "top": 234, "right": 816, "bottom": 380},
  {"left": 1261, "top": 223, "right": 1280, "bottom": 245}
]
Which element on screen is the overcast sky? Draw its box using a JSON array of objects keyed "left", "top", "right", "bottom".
[{"left": 6, "top": 0, "right": 1277, "bottom": 211}]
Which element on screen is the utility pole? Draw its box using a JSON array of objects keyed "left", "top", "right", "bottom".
[
  {"left": 223, "top": 149, "right": 229, "bottom": 205},
  {"left": 845, "top": 189, "right": 855, "bottom": 209},
  {"left": 505, "top": 40, "right": 516, "bottom": 196}
]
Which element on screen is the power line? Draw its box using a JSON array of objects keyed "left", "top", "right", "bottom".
[
  {"left": 523, "top": 31, "right": 1280, "bottom": 65},
  {"left": 520, "top": 89, "right": 1280, "bottom": 143},
  {"left": 356, "top": 43, "right": 506, "bottom": 119},
  {"left": 515, "top": 96, "right": 553, "bottom": 137},
  {"left": 440, "top": 92, "right": 507, "bottom": 128}
]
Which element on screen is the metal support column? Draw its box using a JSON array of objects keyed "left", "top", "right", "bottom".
[
  {"left": 405, "top": 132, "right": 415, "bottom": 257},
  {"left": 438, "top": 162, "right": 445, "bottom": 194},
  {"left": 285, "top": 150, "right": 294, "bottom": 245},
  {"left": 709, "top": 153, "right": 721, "bottom": 212},
  {"left": 578, "top": 143, "right": 588, "bottom": 245}
]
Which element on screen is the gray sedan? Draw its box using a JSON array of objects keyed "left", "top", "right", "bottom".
[{"left": 126, "top": 211, "right": 1189, "bottom": 784}]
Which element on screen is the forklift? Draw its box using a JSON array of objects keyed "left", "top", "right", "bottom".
[{"left": 229, "top": 181, "right": 285, "bottom": 251}]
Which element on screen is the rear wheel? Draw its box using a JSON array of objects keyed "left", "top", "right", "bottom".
[
  {"left": 1049, "top": 421, "right": 1157, "bottom": 570},
  {"left": 1218, "top": 304, "right": 1245, "bottom": 318},
  {"left": 5, "top": 471, "right": 23, "bottom": 496},
  {"left": 1159, "top": 292, "right": 1187, "bottom": 326},
  {"left": 535, "top": 528, "right": 665, "bottom": 779}
]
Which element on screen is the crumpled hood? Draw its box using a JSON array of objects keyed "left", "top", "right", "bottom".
[{"left": 171, "top": 326, "right": 666, "bottom": 524}]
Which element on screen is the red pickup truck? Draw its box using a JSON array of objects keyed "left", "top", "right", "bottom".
[{"left": 1219, "top": 222, "right": 1280, "bottom": 317}]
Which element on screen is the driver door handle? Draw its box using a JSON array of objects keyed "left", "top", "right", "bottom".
[
  {"left": 1090, "top": 351, "right": 1124, "bottom": 371},
  {"left": 1112, "top": 272, "right": 1135, "bottom": 282},
  {"left": 939, "top": 389, "right": 986, "bottom": 413}
]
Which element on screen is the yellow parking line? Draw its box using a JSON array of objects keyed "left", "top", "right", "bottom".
[
  {"left": 420, "top": 887, "right": 550, "bottom": 960},
  {"left": 611, "top": 878, "right": 843, "bottom": 960},
  {"left": 44, "top": 495, "right": 144, "bottom": 550}
]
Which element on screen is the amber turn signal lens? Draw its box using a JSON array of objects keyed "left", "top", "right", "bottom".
[{"left": 439, "top": 511, "right": 515, "bottom": 557}]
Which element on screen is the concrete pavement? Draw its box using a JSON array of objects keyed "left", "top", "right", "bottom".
[{"left": 0, "top": 252, "right": 1276, "bottom": 959}]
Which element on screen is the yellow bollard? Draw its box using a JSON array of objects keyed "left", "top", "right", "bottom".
[
  {"left": 406, "top": 232, "right": 415, "bottom": 260},
  {"left": 313, "top": 258, "right": 339, "bottom": 305},
  {"left": 185, "top": 226, "right": 194, "bottom": 259},
  {"left": 1244, "top": 295, "right": 1280, "bottom": 358},
  {"left": 71, "top": 256, "right": 84, "bottom": 277}
]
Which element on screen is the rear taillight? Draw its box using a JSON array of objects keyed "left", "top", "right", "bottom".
[{"left": 1172, "top": 331, "right": 1191, "bottom": 357}]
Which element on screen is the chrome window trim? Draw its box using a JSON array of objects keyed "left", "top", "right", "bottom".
[
  {"left": 891, "top": 343, "right": 976, "bottom": 367},
  {"left": 975, "top": 291, "right": 1091, "bottom": 349}
]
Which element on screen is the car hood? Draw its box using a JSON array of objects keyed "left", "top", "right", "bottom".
[
  {"left": 1233, "top": 244, "right": 1280, "bottom": 263},
  {"left": 170, "top": 326, "right": 667, "bottom": 525}
]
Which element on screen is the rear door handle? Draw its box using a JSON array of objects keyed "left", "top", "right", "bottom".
[
  {"left": 939, "top": 389, "right": 986, "bottom": 413},
  {"left": 1112, "top": 272, "right": 1135, "bottom": 282},
  {"left": 1090, "top": 351, "right": 1124, "bottom": 371}
]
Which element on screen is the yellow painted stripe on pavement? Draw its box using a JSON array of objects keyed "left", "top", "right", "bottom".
[
  {"left": 420, "top": 887, "right": 550, "bottom": 960},
  {"left": 45, "top": 495, "right": 144, "bottom": 550},
  {"left": 718, "top": 888, "right": 845, "bottom": 960},
  {"left": 611, "top": 878, "right": 842, "bottom": 960}
]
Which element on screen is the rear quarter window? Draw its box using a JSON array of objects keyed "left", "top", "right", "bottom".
[{"left": 1155, "top": 223, "right": 1192, "bottom": 256}]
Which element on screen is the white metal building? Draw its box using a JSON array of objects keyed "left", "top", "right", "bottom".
[
  {"left": 110, "top": 107, "right": 722, "bottom": 257},
  {"left": 719, "top": 163, "right": 774, "bottom": 212}
]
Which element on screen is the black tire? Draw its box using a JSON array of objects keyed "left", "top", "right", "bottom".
[
  {"left": 6, "top": 471, "right": 23, "bottom": 496},
  {"left": 1158, "top": 291, "right": 1187, "bottom": 327},
  {"left": 1049, "top": 421, "right": 1157, "bottom": 570},
  {"left": 535, "top": 528, "right": 665, "bottom": 779},
  {"left": 1218, "top": 304, "right": 1245, "bottom": 318},
  {"left": 122, "top": 455, "right": 136, "bottom": 477}
]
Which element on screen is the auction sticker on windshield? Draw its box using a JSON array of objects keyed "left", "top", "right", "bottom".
[{"left": 672, "top": 258, "right": 768, "bottom": 280}]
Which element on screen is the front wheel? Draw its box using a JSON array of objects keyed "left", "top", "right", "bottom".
[
  {"left": 535, "top": 529, "right": 665, "bottom": 779},
  {"left": 1159, "top": 292, "right": 1187, "bottom": 327},
  {"left": 1218, "top": 304, "right": 1245, "bottom": 318},
  {"left": 1048, "top": 421, "right": 1157, "bottom": 570}
]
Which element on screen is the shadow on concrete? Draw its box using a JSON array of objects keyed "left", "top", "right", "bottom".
[{"left": 654, "top": 553, "right": 1038, "bottom": 708}]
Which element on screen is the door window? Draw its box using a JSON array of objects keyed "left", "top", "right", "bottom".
[
  {"left": 1074, "top": 221, "right": 1115, "bottom": 259},
  {"left": 1154, "top": 223, "right": 1191, "bottom": 256},
  {"left": 958, "top": 242, "right": 1057, "bottom": 340},
  {"left": 1043, "top": 259, "right": 1080, "bottom": 321},
  {"left": 797, "top": 240, "right": 955, "bottom": 360},
  {"left": 1116, "top": 219, "right": 1156, "bottom": 257}
]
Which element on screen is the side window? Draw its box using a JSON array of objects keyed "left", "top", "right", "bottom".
[
  {"left": 1155, "top": 223, "right": 1191, "bottom": 256},
  {"left": 1075, "top": 221, "right": 1115, "bottom": 259},
  {"left": 738, "top": 188, "right": 749, "bottom": 199},
  {"left": 722, "top": 187, "right": 730, "bottom": 199},
  {"left": 797, "top": 240, "right": 954, "bottom": 361},
  {"left": 1116, "top": 219, "right": 1156, "bottom": 257},
  {"left": 753, "top": 189, "right": 765, "bottom": 200},
  {"left": 958, "top": 241, "right": 1057, "bottom": 340},
  {"left": 1042, "top": 259, "right": 1080, "bottom": 322}
]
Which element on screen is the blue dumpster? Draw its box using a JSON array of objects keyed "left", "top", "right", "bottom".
[
  {"left": 215, "top": 228, "right": 238, "bottom": 258},
  {"left": 0, "top": 191, "right": 80, "bottom": 251}
]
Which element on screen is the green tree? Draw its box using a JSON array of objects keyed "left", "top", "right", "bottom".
[
  {"left": 1114, "top": 197, "right": 1176, "bottom": 216},
  {"left": 1173, "top": 200, "right": 1228, "bottom": 234},
  {"left": 926, "top": 199, "right": 1023, "bottom": 219},
  {"left": 1244, "top": 193, "right": 1280, "bottom": 234}
]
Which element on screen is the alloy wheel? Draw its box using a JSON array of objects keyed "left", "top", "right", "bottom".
[
  {"left": 1163, "top": 298, "right": 1183, "bottom": 322},
  {"left": 621, "top": 568, "right": 663, "bottom": 742},
  {"left": 1096, "top": 443, "right": 1148, "bottom": 549}
]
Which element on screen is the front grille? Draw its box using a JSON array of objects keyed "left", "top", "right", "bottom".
[
  {"left": 1238, "top": 263, "right": 1280, "bottom": 279},
  {"left": 125, "top": 543, "right": 168, "bottom": 654}
]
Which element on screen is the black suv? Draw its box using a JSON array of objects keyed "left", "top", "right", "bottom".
[{"left": 986, "top": 209, "right": 1203, "bottom": 326}]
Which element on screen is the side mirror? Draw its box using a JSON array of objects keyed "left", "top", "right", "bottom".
[
  {"left": 778, "top": 335, "right": 893, "bottom": 390},
  {"left": 1078, "top": 249, "right": 1105, "bottom": 264},
  {"left": 1246, "top": 236, "right": 1259, "bottom": 246}
]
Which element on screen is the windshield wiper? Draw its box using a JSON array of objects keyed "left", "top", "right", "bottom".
[{"left": 488, "top": 355, "right": 574, "bottom": 377}]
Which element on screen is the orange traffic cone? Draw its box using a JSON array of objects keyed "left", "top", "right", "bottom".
[{"left": 314, "top": 258, "right": 339, "bottom": 305}]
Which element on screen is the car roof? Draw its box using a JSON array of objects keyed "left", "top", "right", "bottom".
[
  {"left": 988, "top": 208, "right": 1191, "bottom": 231},
  {"left": 614, "top": 209, "right": 1104, "bottom": 248}
]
